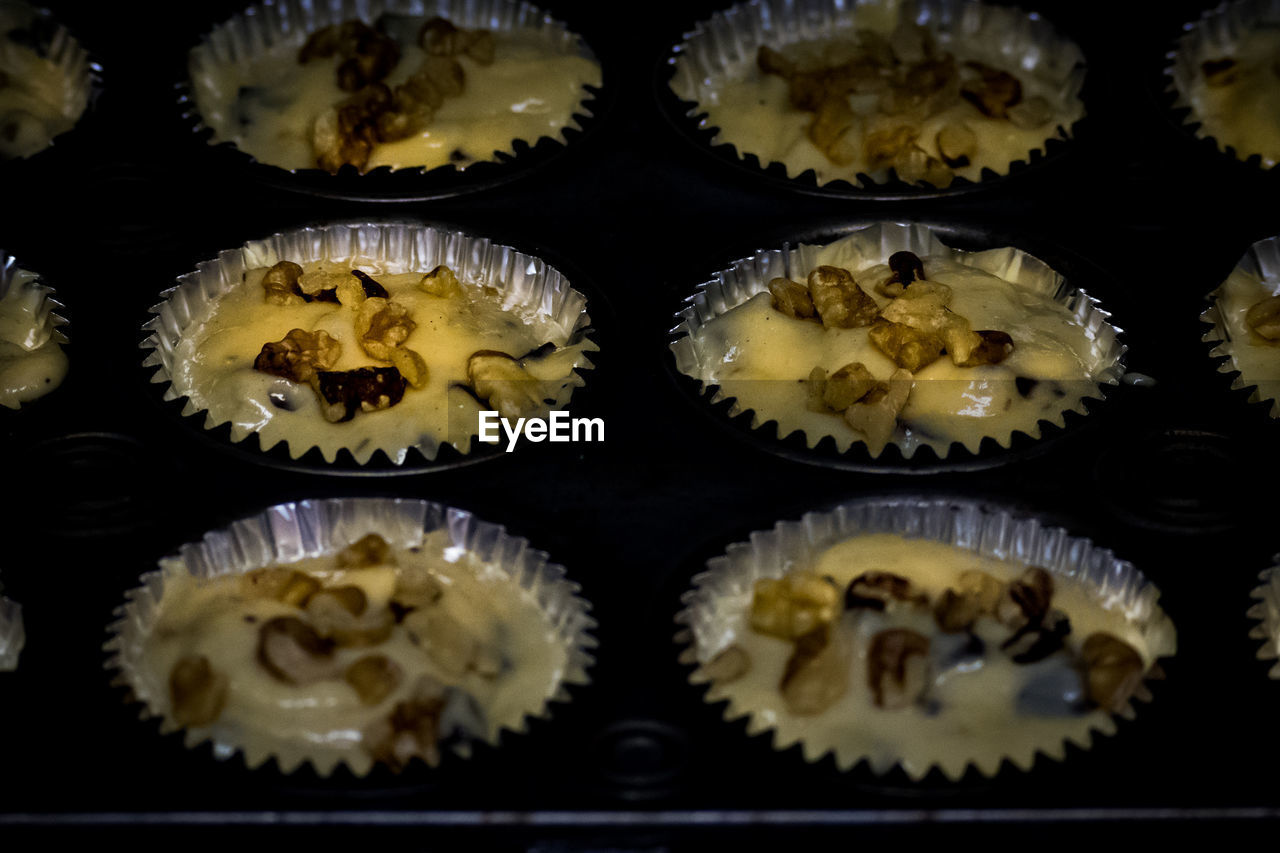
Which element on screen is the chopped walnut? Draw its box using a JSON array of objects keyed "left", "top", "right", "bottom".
[
  {"left": 356, "top": 297, "right": 417, "bottom": 361},
  {"left": 169, "top": 655, "right": 229, "bottom": 727},
  {"left": 936, "top": 122, "right": 976, "bottom": 168},
  {"left": 821, "top": 362, "right": 878, "bottom": 411},
  {"left": 867, "top": 628, "right": 930, "bottom": 710},
  {"left": 299, "top": 20, "right": 400, "bottom": 92},
  {"left": 262, "top": 261, "right": 305, "bottom": 305},
  {"left": 1080, "top": 632, "right": 1145, "bottom": 713},
  {"left": 1001, "top": 608, "right": 1072, "bottom": 664},
  {"left": 995, "top": 566, "right": 1054, "bottom": 631},
  {"left": 336, "top": 533, "right": 396, "bottom": 569},
  {"left": 843, "top": 367, "right": 912, "bottom": 446},
  {"left": 807, "top": 265, "right": 879, "bottom": 329},
  {"left": 844, "top": 571, "right": 927, "bottom": 611},
  {"left": 780, "top": 624, "right": 850, "bottom": 715},
  {"left": 893, "top": 144, "right": 953, "bottom": 186},
  {"left": 1246, "top": 295, "right": 1280, "bottom": 341},
  {"left": 253, "top": 329, "right": 343, "bottom": 385},
  {"left": 239, "top": 567, "right": 321, "bottom": 607},
  {"left": 933, "top": 569, "right": 1005, "bottom": 632},
  {"left": 313, "top": 83, "right": 391, "bottom": 172},
  {"left": 420, "top": 17, "right": 494, "bottom": 65},
  {"left": 297, "top": 267, "right": 350, "bottom": 299},
  {"left": 769, "top": 276, "right": 817, "bottom": 320},
  {"left": 418, "top": 264, "right": 463, "bottom": 298},
  {"left": 363, "top": 674, "right": 447, "bottom": 770},
  {"left": 467, "top": 350, "right": 544, "bottom": 420},
  {"left": 312, "top": 367, "right": 409, "bottom": 423},
  {"left": 888, "top": 251, "right": 926, "bottom": 286},
  {"left": 702, "top": 644, "right": 750, "bottom": 684},
  {"left": 750, "top": 571, "right": 841, "bottom": 640},
  {"left": 868, "top": 320, "right": 946, "bottom": 372},
  {"left": 352, "top": 270, "right": 390, "bottom": 299},
  {"left": 389, "top": 346, "right": 429, "bottom": 389},
  {"left": 864, "top": 123, "right": 919, "bottom": 171},
  {"left": 1201, "top": 57, "right": 1239, "bottom": 87},
  {"left": 808, "top": 95, "right": 859, "bottom": 164},
  {"left": 951, "top": 329, "right": 1014, "bottom": 367},
  {"left": 345, "top": 655, "right": 403, "bottom": 706},
  {"left": 1007, "top": 96, "right": 1054, "bottom": 130},
  {"left": 960, "top": 61, "right": 1023, "bottom": 119},
  {"left": 307, "top": 588, "right": 395, "bottom": 648},
  {"left": 256, "top": 616, "right": 339, "bottom": 685}
]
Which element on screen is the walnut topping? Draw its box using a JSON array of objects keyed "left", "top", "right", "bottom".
[
  {"left": 1001, "top": 608, "right": 1072, "bottom": 664},
  {"left": 864, "top": 123, "right": 918, "bottom": 171},
  {"left": 843, "top": 367, "right": 912, "bottom": 446},
  {"left": 868, "top": 319, "right": 946, "bottom": 372},
  {"left": 844, "top": 571, "right": 927, "bottom": 611},
  {"left": 420, "top": 17, "right": 495, "bottom": 65},
  {"left": 345, "top": 654, "right": 403, "bottom": 706},
  {"left": 996, "top": 566, "right": 1054, "bottom": 631},
  {"left": 888, "top": 250, "right": 926, "bottom": 286},
  {"left": 1080, "top": 632, "right": 1145, "bottom": 713},
  {"left": 750, "top": 571, "right": 841, "bottom": 640},
  {"left": 1007, "top": 96, "right": 1055, "bottom": 130},
  {"left": 952, "top": 329, "right": 1014, "bottom": 367},
  {"left": 936, "top": 122, "right": 976, "bottom": 168},
  {"left": 960, "top": 61, "right": 1023, "bottom": 118},
  {"left": 933, "top": 569, "right": 1005, "bottom": 631},
  {"left": 768, "top": 277, "right": 817, "bottom": 320},
  {"left": 363, "top": 675, "right": 447, "bottom": 770},
  {"left": 820, "top": 362, "right": 879, "bottom": 411},
  {"left": 337, "top": 533, "right": 396, "bottom": 569},
  {"left": 702, "top": 644, "right": 750, "bottom": 684},
  {"left": 352, "top": 270, "right": 389, "bottom": 299},
  {"left": 262, "top": 261, "right": 305, "bottom": 305},
  {"left": 807, "top": 265, "right": 879, "bottom": 328},
  {"left": 780, "top": 624, "right": 850, "bottom": 715},
  {"left": 466, "top": 350, "right": 544, "bottom": 420},
  {"left": 253, "top": 329, "right": 342, "bottom": 384},
  {"left": 403, "top": 608, "right": 497, "bottom": 677},
  {"left": 389, "top": 347, "right": 429, "bottom": 389},
  {"left": 418, "top": 264, "right": 463, "bottom": 298},
  {"left": 239, "top": 567, "right": 322, "bottom": 607},
  {"left": 256, "top": 616, "right": 339, "bottom": 685},
  {"left": 169, "top": 655, "right": 228, "bottom": 727},
  {"left": 867, "top": 628, "right": 930, "bottom": 710},
  {"left": 1201, "top": 57, "right": 1239, "bottom": 87},
  {"left": 1246, "top": 295, "right": 1280, "bottom": 341},
  {"left": 299, "top": 20, "right": 400, "bottom": 91},
  {"left": 313, "top": 366, "right": 409, "bottom": 423},
  {"left": 355, "top": 297, "right": 417, "bottom": 361}
]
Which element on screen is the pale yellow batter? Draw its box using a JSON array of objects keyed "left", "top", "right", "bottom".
[
  {"left": 1183, "top": 26, "right": 1280, "bottom": 168},
  {"left": 132, "top": 530, "right": 569, "bottom": 776},
  {"left": 683, "top": 242, "right": 1110, "bottom": 457},
  {"left": 0, "top": 264, "right": 66, "bottom": 409},
  {"left": 168, "top": 258, "right": 595, "bottom": 464},
  {"left": 191, "top": 18, "right": 600, "bottom": 173},
  {"left": 693, "top": 533, "right": 1174, "bottom": 779}
]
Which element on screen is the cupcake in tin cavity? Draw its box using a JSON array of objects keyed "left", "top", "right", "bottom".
[
  {"left": 185, "top": 0, "right": 602, "bottom": 182},
  {"left": 666, "top": 0, "right": 1085, "bottom": 193},
  {"left": 669, "top": 222, "right": 1124, "bottom": 465},
  {"left": 0, "top": 250, "right": 67, "bottom": 409},
  {"left": 676, "top": 498, "right": 1177, "bottom": 780},
  {"left": 142, "top": 221, "right": 597, "bottom": 468},
  {"left": 1167, "top": 0, "right": 1280, "bottom": 170},
  {"left": 0, "top": 0, "right": 94, "bottom": 160},
  {"left": 105, "top": 497, "right": 596, "bottom": 776},
  {"left": 1249, "top": 565, "right": 1280, "bottom": 678},
  {"left": 1202, "top": 235, "right": 1280, "bottom": 417},
  {"left": 0, "top": 593, "right": 23, "bottom": 671}
]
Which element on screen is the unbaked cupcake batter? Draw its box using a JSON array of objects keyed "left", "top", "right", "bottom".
[
  {"left": 1212, "top": 264, "right": 1280, "bottom": 416},
  {"left": 0, "top": 264, "right": 66, "bottom": 408},
  {"left": 1184, "top": 26, "right": 1280, "bottom": 168}
]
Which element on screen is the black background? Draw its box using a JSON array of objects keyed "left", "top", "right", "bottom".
[{"left": 1, "top": 0, "right": 1278, "bottom": 844}]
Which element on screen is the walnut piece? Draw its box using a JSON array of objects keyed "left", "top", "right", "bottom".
[
  {"left": 867, "top": 628, "right": 930, "bottom": 710},
  {"left": 768, "top": 277, "right": 817, "bottom": 320},
  {"left": 843, "top": 367, "right": 912, "bottom": 447},
  {"left": 1001, "top": 608, "right": 1071, "bottom": 664},
  {"left": 750, "top": 571, "right": 840, "bottom": 640},
  {"left": 780, "top": 624, "right": 850, "bottom": 715},
  {"left": 996, "top": 566, "right": 1054, "bottom": 631},
  {"left": 1080, "top": 632, "right": 1145, "bottom": 713},
  {"left": 821, "top": 362, "right": 878, "bottom": 411},
  {"left": 239, "top": 567, "right": 321, "bottom": 607},
  {"left": 262, "top": 261, "right": 305, "bottom": 305},
  {"left": 345, "top": 654, "right": 403, "bottom": 706},
  {"left": 253, "top": 329, "right": 342, "bottom": 384},
  {"left": 868, "top": 319, "right": 945, "bottom": 372},
  {"left": 702, "top": 644, "right": 750, "bottom": 684},
  {"left": 844, "top": 571, "right": 927, "bottom": 611},
  {"left": 1246, "top": 295, "right": 1280, "bottom": 341},
  {"left": 418, "top": 264, "right": 463, "bottom": 298},
  {"left": 363, "top": 674, "right": 448, "bottom": 770},
  {"left": 169, "top": 655, "right": 229, "bottom": 727},
  {"left": 807, "top": 265, "right": 879, "bottom": 329},
  {"left": 256, "top": 616, "right": 339, "bottom": 685},
  {"left": 356, "top": 297, "right": 417, "bottom": 361},
  {"left": 337, "top": 533, "right": 396, "bottom": 569},
  {"left": 960, "top": 61, "right": 1023, "bottom": 119},
  {"left": 467, "top": 350, "right": 544, "bottom": 420},
  {"left": 313, "top": 366, "right": 409, "bottom": 423},
  {"left": 936, "top": 122, "right": 976, "bottom": 168}
]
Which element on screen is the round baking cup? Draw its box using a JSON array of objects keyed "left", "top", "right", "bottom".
[
  {"left": 0, "top": 249, "right": 69, "bottom": 411},
  {"left": 179, "top": 0, "right": 608, "bottom": 202},
  {"left": 1163, "top": 0, "right": 1280, "bottom": 176},
  {"left": 140, "top": 220, "right": 598, "bottom": 475},
  {"left": 1202, "top": 234, "right": 1280, "bottom": 419},
  {"left": 0, "top": 1, "right": 100, "bottom": 167},
  {"left": 105, "top": 496, "right": 596, "bottom": 777},
  {"left": 658, "top": 0, "right": 1087, "bottom": 200},
  {"left": 1249, "top": 564, "right": 1280, "bottom": 678},
  {"left": 674, "top": 496, "right": 1176, "bottom": 781},
  {"left": 667, "top": 220, "right": 1126, "bottom": 473}
]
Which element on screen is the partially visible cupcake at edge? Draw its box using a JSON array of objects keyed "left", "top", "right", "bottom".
[
  {"left": 668, "top": 0, "right": 1085, "bottom": 189},
  {"left": 0, "top": 252, "right": 67, "bottom": 409},
  {"left": 188, "top": 1, "right": 602, "bottom": 175},
  {"left": 1204, "top": 235, "right": 1280, "bottom": 417},
  {"left": 0, "top": 0, "right": 91, "bottom": 159}
]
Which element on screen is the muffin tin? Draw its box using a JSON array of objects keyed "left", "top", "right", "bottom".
[{"left": 1, "top": 0, "right": 1278, "bottom": 841}]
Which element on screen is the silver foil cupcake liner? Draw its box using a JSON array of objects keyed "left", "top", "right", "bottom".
[
  {"left": 0, "top": 595, "right": 24, "bottom": 671},
  {"left": 1201, "top": 234, "right": 1280, "bottom": 418},
  {"left": 0, "top": 249, "right": 69, "bottom": 410},
  {"left": 666, "top": 0, "right": 1086, "bottom": 194},
  {"left": 104, "top": 496, "right": 597, "bottom": 777},
  {"left": 674, "top": 496, "right": 1178, "bottom": 781},
  {"left": 0, "top": 1, "right": 99, "bottom": 160},
  {"left": 669, "top": 221, "right": 1125, "bottom": 463},
  {"left": 181, "top": 0, "right": 602, "bottom": 195},
  {"left": 1166, "top": 0, "right": 1280, "bottom": 170},
  {"left": 140, "top": 220, "right": 597, "bottom": 467},
  {"left": 1249, "top": 565, "right": 1280, "bottom": 678}
]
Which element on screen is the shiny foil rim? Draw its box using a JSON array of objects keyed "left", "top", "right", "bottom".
[
  {"left": 666, "top": 0, "right": 1087, "bottom": 191},
  {"left": 104, "top": 496, "right": 598, "bottom": 777},
  {"left": 668, "top": 221, "right": 1126, "bottom": 461},
  {"left": 0, "top": 250, "right": 69, "bottom": 351},
  {"left": 139, "top": 220, "right": 597, "bottom": 466},
  {"left": 674, "top": 496, "right": 1177, "bottom": 780},
  {"left": 1248, "top": 565, "right": 1280, "bottom": 679},
  {"left": 1200, "top": 233, "right": 1280, "bottom": 418}
]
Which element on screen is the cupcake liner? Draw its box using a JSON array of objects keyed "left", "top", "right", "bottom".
[
  {"left": 1201, "top": 234, "right": 1280, "bottom": 418},
  {"left": 104, "top": 496, "right": 597, "bottom": 777},
  {"left": 674, "top": 496, "right": 1177, "bottom": 781},
  {"left": 663, "top": 0, "right": 1086, "bottom": 196},
  {"left": 1248, "top": 565, "right": 1280, "bottom": 678},
  {"left": 1165, "top": 0, "right": 1280, "bottom": 172},
  {"left": 668, "top": 221, "right": 1125, "bottom": 466},
  {"left": 0, "top": 595, "right": 24, "bottom": 671},
  {"left": 0, "top": 1, "right": 100, "bottom": 161},
  {"left": 140, "top": 220, "right": 597, "bottom": 468},
  {"left": 0, "top": 249, "right": 69, "bottom": 410},
  {"left": 181, "top": 0, "right": 604, "bottom": 200}
]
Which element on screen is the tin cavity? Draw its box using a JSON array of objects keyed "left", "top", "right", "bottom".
[{"left": 479, "top": 410, "right": 603, "bottom": 452}]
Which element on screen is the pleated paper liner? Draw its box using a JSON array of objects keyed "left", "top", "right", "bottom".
[
  {"left": 179, "top": 0, "right": 608, "bottom": 202},
  {"left": 105, "top": 496, "right": 597, "bottom": 781},
  {"left": 674, "top": 496, "right": 1176, "bottom": 784},
  {"left": 667, "top": 221, "right": 1126, "bottom": 473},
  {"left": 1202, "top": 234, "right": 1280, "bottom": 420},
  {"left": 140, "top": 220, "right": 598, "bottom": 475},
  {"left": 659, "top": 0, "right": 1087, "bottom": 200},
  {"left": 1163, "top": 0, "right": 1280, "bottom": 178},
  {"left": 1249, "top": 563, "right": 1280, "bottom": 679},
  {"left": 0, "top": 249, "right": 69, "bottom": 412}
]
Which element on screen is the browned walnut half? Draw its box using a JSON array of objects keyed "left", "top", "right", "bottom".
[
  {"left": 420, "top": 17, "right": 495, "bottom": 65},
  {"left": 262, "top": 260, "right": 305, "bottom": 305},
  {"left": 844, "top": 571, "right": 927, "bottom": 611},
  {"left": 750, "top": 571, "right": 841, "bottom": 640},
  {"left": 312, "top": 366, "right": 409, "bottom": 423},
  {"left": 418, "top": 264, "right": 463, "bottom": 298},
  {"left": 254, "top": 328, "right": 342, "bottom": 384},
  {"left": 996, "top": 566, "right": 1054, "bottom": 631},
  {"left": 843, "top": 367, "right": 912, "bottom": 447},
  {"left": 1080, "top": 632, "right": 1145, "bottom": 713},
  {"left": 808, "top": 265, "right": 879, "bottom": 329},
  {"left": 951, "top": 329, "right": 1015, "bottom": 367},
  {"left": 356, "top": 297, "right": 417, "bottom": 361},
  {"left": 239, "top": 567, "right": 322, "bottom": 607},
  {"left": 256, "top": 616, "right": 339, "bottom": 685},
  {"left": 768, "top": 276, "right": 817, "bottom": 320},
  {"left": 868, "top": 319, "right": 946, "bottom": 372},
  {"left": 867, "top": 628, "right": 930, "bottom": 710},
  {"left": 780, "top": 624, "right": 850, "bottom": 715},
  {"left": 169, "top": 655, "right": 229, "bottom": 727},
  {"left": 299, "top": 20, "right": 400, "bottom": 91}
]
